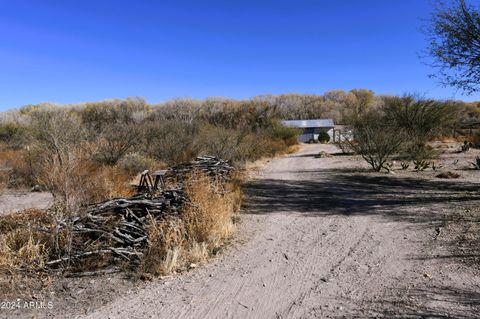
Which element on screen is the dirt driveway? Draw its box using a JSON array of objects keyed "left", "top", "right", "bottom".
[
  {"left": 0, "top": 189, "right": 52, "bottom": 216},
  {"left": 79, "top": 144, "right": 480, "bottom": 318}
]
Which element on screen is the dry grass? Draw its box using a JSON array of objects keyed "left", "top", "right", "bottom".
[
  {"left": 286, "top": 144, "right": 301, "bottom": 154},
  {"left": 38, "top": 151, "right": 136, "bottom": 212},
  {"left": 0, "top": 162, "right": 242, "bottom": 295},
  {"left": 142, "top": 217, "right": 187, "bottom": 275},
  {"left": 0, "top": 169, "right": 241, "bottom": 295},
  {"left": 0, "top": 209, "right": 55, "bottom": 297},
  {"left": 440, "top": 136, "right": 467, "bottom": 143},
  {"left": 0, "top": 148, "right": 35, "bottom": 187},
  {"left": 141, "top": 173, "right": 241, "bottom": 276},
  {"left": 473, "top": 131, "right": 480, "bottom": 146},
  {"left": 183, "top": 174, "right": 237, "bottom": 246}
]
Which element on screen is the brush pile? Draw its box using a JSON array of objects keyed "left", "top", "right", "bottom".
[
  {"left": 48, "top": 156, "right": 234, "bottom": 272},
  {"left": 167, "top": 156, "right": 234, "bottom": 184}
]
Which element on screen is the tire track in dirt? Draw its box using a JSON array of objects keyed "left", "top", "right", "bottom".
[{"left": 83, "top": 144, "right": 480, "bottom": 319}]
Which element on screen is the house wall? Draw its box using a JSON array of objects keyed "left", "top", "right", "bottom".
[
  {"left": 298, "top": 127, "right": 334, "bottom": 143},
  {"left": 332, "top": 128, "right": 354, "bottom": 142}
]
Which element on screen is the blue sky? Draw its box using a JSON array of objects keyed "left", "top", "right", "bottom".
[{"left": 0, "top": 0, "right": 478, "bottom": 110}]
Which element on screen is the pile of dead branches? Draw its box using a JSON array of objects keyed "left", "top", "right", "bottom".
[
  {"left": 48, "top": 190, "right": 187, "bottom": 270},
  {"left": 167, "top": 155, "right": 234, "bottom": 184},
  {"left": 48, "top": 156, "right": 234, "bottom": 273}
]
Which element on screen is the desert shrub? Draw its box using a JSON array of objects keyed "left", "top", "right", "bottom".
[
  {"left": 28, "top": 110, "right": 90, "bottom": 205},
  {"left": 142, "top": 217, "right": 187, "bottom": 275},
  {"left": 345, "top": 110, "right": 406, "bottom": 171},
  {"left": 232, "top": 133, "right": 267, "bottom": 162},
  {"left": 183, "top": 174, "right": 237, "bottom": 245},
  {"left": 0, "top": 148, "right": 39, "bottom": 187},
  {"left": 413, "top": 159, "right": 431, "bottom": 171},
  {"left": 318, "top": 131, "right": 330, "bottom": 143},
  {"left": 0, "top": 209, "right": 55, "bottom": 297},
  {"left": 79, "top": 99, "right": 148, "bottom": 166},
  {"left": 343, "top": 95, "right": 460, "bottom": 170},
  {"left": 270, "top": 122, "right": 299, "bottom": 146},
  {"left": 401, "top": 161, "right": 410, "bottom": 170},
  {"left": 383, "top": 95, "right": 460, "bottom": 160},
  {"left": 236, "top": 132, "right": 285, "bottom": 162},
  {"left": 141, "top": 173, "right": 241, "bottom": 276},
  {"left": 473, "top": 131, "right": 480, "bottom": 147},
  {"left": 142, "top": 120, "right": 201, "bottom": 164},
  {"left": 80, "top": 98, "right": 149, "bottom": 135},
  {"left": 0, "top": 123, "right": 29, "bottom": 149},
  {"left": 32, "top": 138, "right": 132, "bottom": 211},
  {"left": 117, "top": 152, "right": 162, "bottom": 176},
  {"left": 26, "top": 110, "right": 124, "bottom": 210},
  {"left": 335, "top": 141, "right": 352, "bottom": 154},
  {"left": 405, "top": 143, "right": 439, "bottom": 161},
  {"left": 40, "top": 153, "right": 134, "bottom": 211},
  {"left": 36, "top": 144, "right": 88, "bottom": 212},
  {"left": 196, "top": 125, "right": 243, "bottom": 161},
  {"left": 93, "top": 122, "right": 143, "bottom": 166},
  {"left": 73, "top": 163, "right": 135, "bottom": 203}
]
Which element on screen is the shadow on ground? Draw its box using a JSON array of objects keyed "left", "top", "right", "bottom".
[
  {"left": 244, "top": 171, "right": 480, "bottom": 224},
  {"left": 243, "top": 168, "right": 480, "bottom": 318},
  {"left": 331, "top": 285, "right": 480, "bottom": 319}
]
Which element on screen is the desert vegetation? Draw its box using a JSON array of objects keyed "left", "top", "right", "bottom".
[
  {"left": 0, "top": 96, "right": 300, "bottom": 297},
  {"left": 340, "top": 95, "right": 468, "bottom": 171},
  {"left": 0, "top": 91, "right": 479, "bottom": 299},
  {"left": 0, "top": 91, "right": 478, "bottom": 198}
]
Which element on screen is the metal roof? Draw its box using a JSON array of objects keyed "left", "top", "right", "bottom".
[{"left": 281, "top": 119, "right": 335, "bottom": 128}]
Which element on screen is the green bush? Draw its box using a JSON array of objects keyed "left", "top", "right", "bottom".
[
  {"left": 318, "top": 131, "right": 330, "bottom": 143},
  {"left": 117, "top": 153, "right": 161, "bottom": 175},
  {"left": 0, "top": 123, "right": 29, "bottom": 149},
  {"left": 271, "top": 123, "right": 299, "bottom": 146}
]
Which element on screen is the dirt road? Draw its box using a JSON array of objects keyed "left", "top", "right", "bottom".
[
  {"left": 85, "top": 144, "right": 480, "bottom": 319},
  {"left": 0, "top": 190, "right": 52, "bottom": 216}
]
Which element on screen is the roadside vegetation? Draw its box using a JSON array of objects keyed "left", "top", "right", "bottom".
[
  {"left": 0, "top": 91, "right": 479, "bottom": 297},
  {"left": 341, "top": 95, "right": 469, "bottom": 171},
  {"left": 0, "top": 97, "right": 298, "bottom": 297}
]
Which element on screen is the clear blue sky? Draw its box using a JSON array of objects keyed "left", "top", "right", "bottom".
[{"left": 1, "top": 0, "right": 479, "bottom": 110}]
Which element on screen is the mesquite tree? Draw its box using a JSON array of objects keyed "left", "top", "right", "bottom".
[
  {"left": 344, "top": 110, "right": 405, "bottom": 172},
  {"left": 426, "top": 0, "right": 480, "bottom": 94}
]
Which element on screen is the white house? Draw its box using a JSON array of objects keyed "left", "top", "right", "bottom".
[{"left": 281, "top": 119, "right": 335, "bottom": 143}]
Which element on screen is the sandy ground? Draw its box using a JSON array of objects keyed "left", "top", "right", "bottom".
[
  {"left": 0, "top": 189, "right": 52, "bottom": 215},
  {"left": 4, "top": 143, "right": 480, "bottom": 319},
  {"left": 76, "top": 144, "right": 479, "bottom": 319}
]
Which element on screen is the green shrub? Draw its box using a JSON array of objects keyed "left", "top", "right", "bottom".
[
  {"left": 117, "top": 153, "right": 161, "bottom": 175},
  {"left": 413, "top": 159, "right": 430, "bottom": 171},
  {"left": 318, "top": 131, "right": 330, "bottom": 144},
  {"left": 0, "top": 123, "right": 29, "bottom": 149},
  {"left": 271, "top": 123, "right": 299, "bottom": 146},
  {"left": 344, "top": 110, "right": 406, "bottom": 171}
]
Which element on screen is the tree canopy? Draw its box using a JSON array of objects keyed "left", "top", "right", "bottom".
[{"left": 426, "top": 0, "right": 480, "bottom": 94}]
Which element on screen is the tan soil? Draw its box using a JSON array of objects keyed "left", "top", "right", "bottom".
[
  {"left": 5, "top": 143, "right": 480, "bottom": 318},
  {"left": 0, "top": 189, "right": 53, "bottom": 215}
]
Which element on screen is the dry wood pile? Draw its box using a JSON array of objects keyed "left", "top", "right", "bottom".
[
  {"left": 167, "top": 156, "right": 234, "bottom": 184},
  {"left": 48, "top": 156, "right": 233, "bottom": 272}
]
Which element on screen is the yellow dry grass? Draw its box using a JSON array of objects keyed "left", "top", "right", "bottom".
[
  {"left": 142, "top": 173, "right": 241, "bottom": 276},
  {"left": 0, "top": 209, "right": 54, "bottom": 297}
]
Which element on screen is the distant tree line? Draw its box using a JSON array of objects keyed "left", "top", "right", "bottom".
[{"left": 0, "top": 91, "right": 478, "bottom": 200}]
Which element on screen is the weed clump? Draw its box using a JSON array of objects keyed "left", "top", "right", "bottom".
[{"left": 142, "top": 172, "right": 241, "bottom": 276}]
